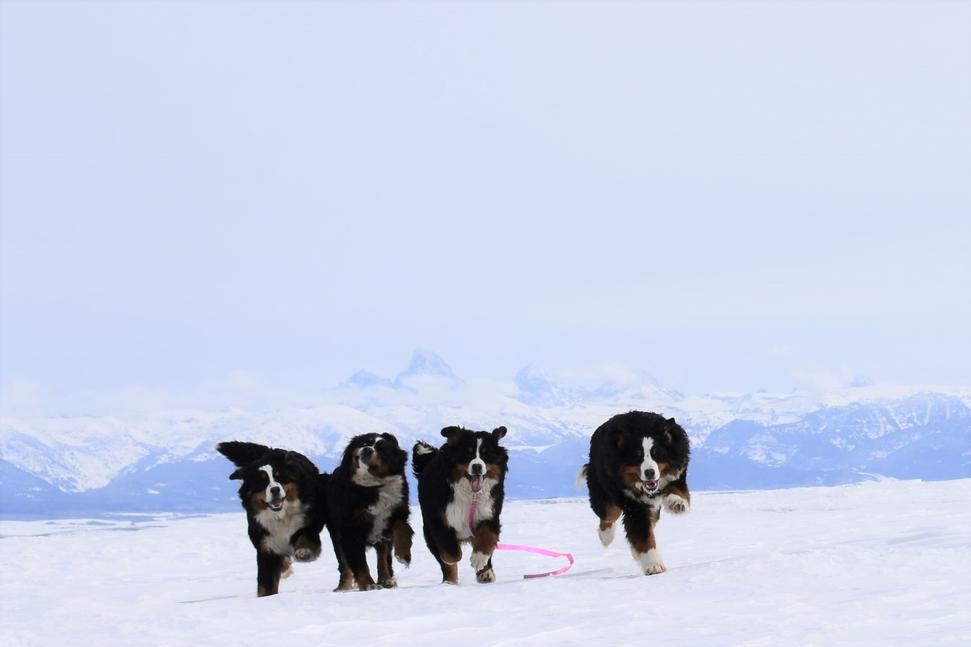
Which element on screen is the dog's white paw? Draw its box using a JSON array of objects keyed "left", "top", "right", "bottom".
[
  {"left": 476, "top": 567, "right": 496, "bottom": 583},
  {"left": 379, "top": 577, "right": 397, "bottom": 589},
  {"left": 598, "top": 523, "right": 616, "bottom": 547},
  {"left": 293, "top": 547, "right": 317, "bottom": 562},
  {"left": 632, "top": 548, "right": 666, "bottom": 576},
  {"left": 470, "top": 551, "right": 490, "bottom": 572},
  {"left": 664, "top": 494, "right": 690, "bottom": 514}
]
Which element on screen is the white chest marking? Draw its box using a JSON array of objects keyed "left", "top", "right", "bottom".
[
  {"left": 445, "top": 477, "right": 498, "bottom": 540},
  {"left": 254, "top": 499, "right": 307, "bottom": 556},
  {"left": 366, "top": 474, "right": 404, "bottom": 544}
]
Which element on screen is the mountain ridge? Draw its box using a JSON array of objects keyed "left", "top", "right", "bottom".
[{"left": 2, "top": 351, "right": 969, "bottom": 515}]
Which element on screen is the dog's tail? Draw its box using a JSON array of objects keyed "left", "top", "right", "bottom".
[
  {"left": 412, "top": 441, "right": 437, "bottom": 478},
  {"left": 576, "top": 464, "right": 589, "bottom": 488}
]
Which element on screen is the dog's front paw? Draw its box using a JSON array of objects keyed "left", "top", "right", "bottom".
[
  {"left": 360, "top": 583, "right": 382, "bottom": 592},
  {"left": 394, "top": 546, "right": 411, "bottom": 567},
  {"left": 664, "top": 494, "right": 690, "bottom": 514},
  {"left": 633, "top": 549, "right": 666, "bottom": 576},
  {"left": 476, "top": 567, "right": 496, "bottom": 584},
  {"left": 470, "top": 551, "right": 490, "bottom": 572},
  {"left": 293, "top": 547, "right": 319, "bottom": 562},
  {"left": 379, "top": 577, "right": 397, "bottom": 589}
]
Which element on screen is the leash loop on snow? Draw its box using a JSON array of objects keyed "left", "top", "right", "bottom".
[{"left": 467, "top": 500, "right": 575, "bottom": 579}]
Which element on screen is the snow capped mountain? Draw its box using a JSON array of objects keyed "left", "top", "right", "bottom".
[
  {"left": 514, "top": 366, "right": 566, "bottom": 406},
  {"left": 1, "top": 350, "right": 969, "bottom": 516}
]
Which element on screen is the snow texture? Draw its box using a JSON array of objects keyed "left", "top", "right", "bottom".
[{"left": 2, "top": 478, "right": 969, "bottom": 646}]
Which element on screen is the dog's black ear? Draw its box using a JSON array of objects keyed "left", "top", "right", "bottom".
[
  {"left": 216, "top": 441, "right": 270, "bottom": 467},
  {"left": 613, "top": 429, "right": 625, "bottom": 449},
  {"left": 663, "top": 418, "right": 679, "bottom": 445},
  {"left": 285, "top": 451, "right": 319, "bottom": 479},
  {"left": 492, "top": 426, "right": 507, "bottom": 441},
  {"left": 229, "top": 467, "right": 246, "bottom": 481},
  {"left": 441, "top": 426, "right": 462, "bottom": 445},
  {"left": 380, "top": 433, "right": 400, "bottom": 448},
  {"left": 389, "top": 447, "right": 408, "bottom": 473}
]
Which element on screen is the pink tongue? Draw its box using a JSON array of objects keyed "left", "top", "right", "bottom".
[{"left": 470, "top": 475, "right": 484, "bottom": 492}]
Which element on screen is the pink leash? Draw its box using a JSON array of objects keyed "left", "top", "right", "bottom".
[{"left": 468, "top": 497, "right": 575, "bottom": 579}]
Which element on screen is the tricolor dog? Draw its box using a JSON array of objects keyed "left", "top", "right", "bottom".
[
  {"left": 578, "top": 411, "right": 691, "bottom": 575},
  {"left": 412, "top": 426, "right": 509, "bottom": 584},
  {"left": 215, "top": 441, "right": 326, "bottom": 596},
  {"left": 325, "top": 433, "right": 414, "bottom": 591}
]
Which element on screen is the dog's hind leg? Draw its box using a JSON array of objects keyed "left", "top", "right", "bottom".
[{"left": 279, "top": 558, "right": 293, "bottom": 579}]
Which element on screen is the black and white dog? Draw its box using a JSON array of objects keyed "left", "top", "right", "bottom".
[
  {"left": 325, "top": 433, "right": 414, "bottom": 591},
  {"left": 578, "top": 411, "right": 691, "bottom": 575},
  {"left": 412, "top": 426, "right": 509, "bottom": 584},
  {"left": 216, "top": 441, "right": 326, "bottom": 596}
]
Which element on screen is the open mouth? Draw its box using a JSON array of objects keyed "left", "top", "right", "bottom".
[
  {"left": 467, "top": 474, "right": 484, "bottom": 493},
  {"left": 642, "top": 479, "right": 659, "bottom": 493},
  {"left": 267, "top": 498, "right": 285, "bottom": 512}
]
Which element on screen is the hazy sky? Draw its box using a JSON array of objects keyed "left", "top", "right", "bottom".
[{"left": 1, "top": 1, "right": 969, "bottom": 402}]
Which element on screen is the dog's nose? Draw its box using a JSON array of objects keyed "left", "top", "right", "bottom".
[
  {"left": 270, "top": 486, "right": 281, "bottom": 497},
  {"left": 360, "top": 447, "right": 374, "bottom": 461},
  {"left": 469, "top": 463, "right": 484, "bottom": 476},
  {"left": 644, "top": 468, "right": 656, "bottom": 480}
]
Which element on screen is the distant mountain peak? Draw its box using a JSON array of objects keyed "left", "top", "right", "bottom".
[
  {"left": 397, "top": 349, "right": 458, "bottom": 380},
  {"left": 514, "top": 365, "right": 565, "bottom": 406},
  {"left": 346, "top": 370, "right": 394, "bottom": 389}
]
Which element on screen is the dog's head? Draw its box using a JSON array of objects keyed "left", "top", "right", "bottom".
[
  {"left": 216, "top": 441, "right": 318, "bottom": 514},
  {"left": 340, "top": 433, "right": 408, "bottom": 486},
  {"left": 440, "top": 426, "right": 509, "bottom": 493},
  {"left": 612, "top": 414, "right": 690, "bottom": 497}
]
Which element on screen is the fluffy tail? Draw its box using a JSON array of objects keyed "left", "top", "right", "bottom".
[
  {"left": 576, "top": 464, "right": 589, "bottom": 488},
  {"left": 215, "top": 441, "right": 271, "bottom": 467},
  {"left": 412, "top": 441, "right": 437, "bottom": 478}
]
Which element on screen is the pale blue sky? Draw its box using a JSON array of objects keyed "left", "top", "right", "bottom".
[{"left": 1, "top": 1, "right": 969, "bottom": 401}]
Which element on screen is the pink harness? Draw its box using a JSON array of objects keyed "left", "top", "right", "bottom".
[{"left": 467, "top": 495, "right": 575, "bottom": 579}]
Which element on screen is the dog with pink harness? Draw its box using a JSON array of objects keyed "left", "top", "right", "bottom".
[{"left": 412, "top": 426, "right": 510, "bottom": 584}]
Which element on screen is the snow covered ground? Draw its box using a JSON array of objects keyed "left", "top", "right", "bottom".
[{"left": 2, "top": 479, "right": 969, "bottom": 646}]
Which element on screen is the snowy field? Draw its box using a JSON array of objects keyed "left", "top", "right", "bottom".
[{"left": 2, "top": 479, "right": 969, "bottom": 647}]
